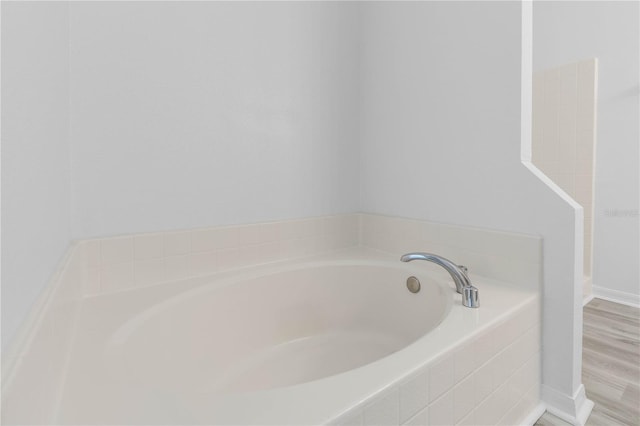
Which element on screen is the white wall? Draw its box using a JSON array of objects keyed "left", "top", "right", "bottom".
[
  {"left": 534, "top": 1, "right": 640, "bottom": 303},
  {"left": 360, "top": 1, "right": 587, "bottom": 418},
  {"left": 68, "top": 2, "right": 361, "bottom": 238},
  {"left": 1, "top": 2, "right": 72, "bottom": 350}
]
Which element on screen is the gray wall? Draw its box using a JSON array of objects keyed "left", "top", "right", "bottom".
[
  {"left": 1, "top": 2, "right": 72, "bottom": 349},
  {"left": 2, "top": 1, "right": 362, "bottom": 348},
  {"left": 68, "top": 2, "right": 362, "bottom": 238}
]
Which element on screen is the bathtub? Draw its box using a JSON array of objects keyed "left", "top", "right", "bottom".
[{"left": 58, "top": 248, "right": 541, "bottom": 425}]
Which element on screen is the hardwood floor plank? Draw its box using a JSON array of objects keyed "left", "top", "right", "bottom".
[
  {"left": 589, "top": 399, "right": 639, "bottom": 426},
  {"left": 586, "top": 409, "right": 631, "bottom": 426},
  {"left": 582, "top": 370, "right": 626, "bottom": 401},
  {"left": 620, "top": 383, "right": 640, "bottom": 410},
  {"left": 583, "top": 334, "right": 639, "bottom": 365},
  {"left": 535, "top": 413, "right": 572, "bottom": 426},
  {"left": 583, "top": 347, "right": 640, "bottom": 383},
  {"left": 583, "top": 314, "right": 640, "bottom": 341},
  {"left": 584, "top": 305, "right": 640, "bottom": 325},
  {"left": 583, "top": 380, "right": 639, "bottom": 424},
  {"left": 587, "top": 299, "right": 640, "bottom": 320}
]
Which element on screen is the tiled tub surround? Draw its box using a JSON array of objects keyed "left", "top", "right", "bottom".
[
  {"left": 360, "top": 214, "right": 542, "bottom": 291},
  {"left": 84, "top": 214, "right": 360, "bottom": 296},
  {"left": 2, "top": 214, "right": 543, "bottom": 425}
]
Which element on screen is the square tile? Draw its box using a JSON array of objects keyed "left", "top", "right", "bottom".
[
  {"left": 453, "top": 372, "right": 475, "bottom": 424},
  {"left": 474, "top": 359, "right": 494, "bottom": 404},
  {"left": 399, "top": 371, "right": 429, "bottom": 423},
  {"left": 134, "top": 258, "right": 165, "bottom": 286},
  {"left": 213, "top": 226, "right": 239, "bottom": 249},
  {"left": 454, "top": 341, "right": 477, "bottom": 382},
  {"left": 101, "top": 237, "right": 133, "bottom": 265},
  {"left": 164, "top": 255, "right": 190, "bottom": 282},
  {"left": 134, "top": 234, "right": 164, "bottom": 260},
  {"left": 189, "top": 251, "right": 217, "bottom": 277},
  {"left": 428, "top": 390, "right": 453, "bottom": 426},
  {"left": 364, "top": 390, "right": 399, "bottom": 426},
  {"left": 474, "top": 327, "right": 496, "bottom": 368},
  {"left": 85, "top": 240, "right": 101, "bottom": 267},
  {"left": 402, "top": 407, "right": 427, "bottom": 426},
  {"left": 217, "top": 248, "right": 240, "bottom": 271},
  {"left": 334, "top": 410, "right": 363, "bottom": 426},
  {"left": 429, "top": 355, "right": 454, "bottom": 402},
  {"left": 260, "top": 222, "right": 281, "bottom": 243},
  {"left": 190, "top": 229, "right": 219, "bottom": 253},
  {"left": 456, "top": 409, "right": 475, "bottom": 426},
  {"left": 101, "top": 262, "right": 134, "bottom": 292},
  {"left": 84, "top": 268, "right": 101, "bottom": 296},
  {"left": 237, "top": 224, "right": 263, "bottom": 247},
  {"left": 164, "top": 231, "right": 191, "bottom": 256},
  {"left": 474, "top": 387, "right": 503, "bottom": 426}
]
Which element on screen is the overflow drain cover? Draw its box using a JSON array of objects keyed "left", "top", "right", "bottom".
[{"left": 406, "top": 276, "right": 421, "bottom": 293}]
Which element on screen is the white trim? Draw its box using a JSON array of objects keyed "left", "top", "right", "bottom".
[
  {"left": 520, "top": 0, "right": 533, "bottom": 163},
  {"left": 1, "top": 243, "right": 76, "bottom": 392},
  {"left": 583, "top": 293, "right": 595, "bottom": 307},
  {"left": 0, "top": 0, "right": 3, "bottom": 394},
  {"left": 592, "top": 286, "right": 640, "bottom": 308},
  {"left": 542, "top": 384, "right": 594, "bottom": 426},
  {"left": 520, "top": 1, "right": 585, "bottom": 421},
  {"left": 582, "top": 276, "right": 593, "bottom": 306},
  {"left": 521, "top": 402, "right": 547, "bottom": 426}
]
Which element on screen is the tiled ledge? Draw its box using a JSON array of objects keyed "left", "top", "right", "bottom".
[
  {"left": 71, "top": 213, "right": 541, "bottom": 298},
  {"left": 360, "top": 214, "right": 542, "bottom": 290},
  {"left": 80, "top": 214, "right": 360, "bottom": 297}
]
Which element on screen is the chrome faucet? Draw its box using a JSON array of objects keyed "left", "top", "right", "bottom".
[{"left": 400, "top": 252, "right": 479, "bottom": 308}]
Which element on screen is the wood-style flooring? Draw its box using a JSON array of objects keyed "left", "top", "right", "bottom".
[{"left": 536, "top": 298, "right": 640, "bottom": 426}]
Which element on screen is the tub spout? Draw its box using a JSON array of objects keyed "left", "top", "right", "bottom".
[{"left": 400, "top": 252, "right": 479, "bottom": 308}]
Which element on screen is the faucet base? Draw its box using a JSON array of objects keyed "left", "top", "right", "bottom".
[{"left": 463, "top": 286, "right": 479, "bottom": 308}]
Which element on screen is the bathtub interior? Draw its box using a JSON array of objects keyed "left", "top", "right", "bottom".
[{"left": 107, "top": 262, "right": 452, "bottom": 394}]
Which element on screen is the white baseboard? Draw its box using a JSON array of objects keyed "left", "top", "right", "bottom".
[
  {"left": 582, "top": 293, "right": 594, "bottom": 307},
  {"left": 592, "top": 285, "right": 640, "bottom": 308},
  {"left": 542, "top": 384, "right": 594, "bottom": 425},
  {"left": 521, "top": 402, "right": 546, "bottom": 425}
]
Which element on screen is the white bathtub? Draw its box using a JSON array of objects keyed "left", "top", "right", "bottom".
[{"left": 58, "top": 249, "right": 541, "bottom": 425}]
